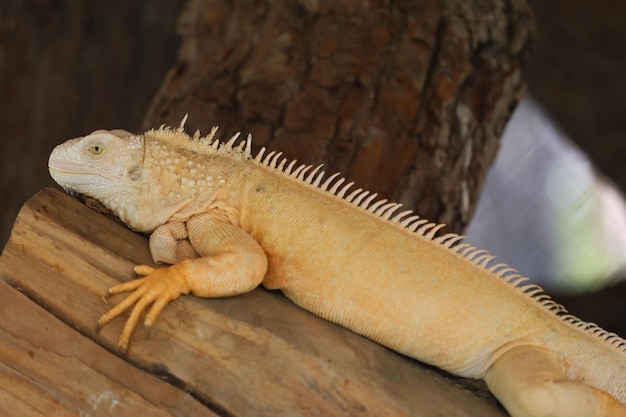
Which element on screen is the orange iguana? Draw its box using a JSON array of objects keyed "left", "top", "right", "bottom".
[{"left": 48, "top": 118, "right": 626, "bottom": 417}]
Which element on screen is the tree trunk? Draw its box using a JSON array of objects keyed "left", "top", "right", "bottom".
[{"left": 143, "top": 0, "right": 534, "bottom": 232}]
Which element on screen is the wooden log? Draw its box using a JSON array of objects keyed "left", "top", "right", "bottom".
[
  {"left": 0, "top": 189, "right": 508, "bottom": 416},
  {"left": 0, "top": 276, "right": 216, "bottom": 417}
]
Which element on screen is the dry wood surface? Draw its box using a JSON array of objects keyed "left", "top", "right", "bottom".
[{"left": 0, "top": 189, "right": 508, "bottom": 416}]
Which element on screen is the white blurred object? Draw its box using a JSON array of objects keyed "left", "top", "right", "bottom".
[{"left": 466, "top": 97, "right": 626, "bottom": 293}]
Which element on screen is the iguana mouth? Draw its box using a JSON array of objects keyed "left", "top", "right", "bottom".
[
  {"left": 48, "top": 174, "right": 114, "bottom": 216},
  {"left": 67, "top": 190, "right": 114, "bottom": 216}
]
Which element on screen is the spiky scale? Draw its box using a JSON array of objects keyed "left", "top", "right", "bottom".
[
  {"left": 320, "top": 173, "right": 340, "bottom": 191},
  {"left": 254, "top": 147, "right": 267, "bottom": 162},
  {"left": 224, "top": 132, "right": 241, "bottom": 148}
]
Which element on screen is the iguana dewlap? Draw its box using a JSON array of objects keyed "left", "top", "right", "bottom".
[{"left": 48, "top": 119, "right": 626, "bottom": 417}]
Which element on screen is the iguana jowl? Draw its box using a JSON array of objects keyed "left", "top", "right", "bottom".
[{"left": 48, "top": 118, "right": 626, "bottom": 417}]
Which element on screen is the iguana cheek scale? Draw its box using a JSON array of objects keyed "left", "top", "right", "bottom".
[{"left": 48, "top": 118, "right": 626, "bottom": 417}]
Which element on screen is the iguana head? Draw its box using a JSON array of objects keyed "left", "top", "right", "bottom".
[
  {"left": 50, "top": 120, "right": 248, "bottom": 233},
  {"left": 49, "top": 129, "right": 146, "bottom": 229}
]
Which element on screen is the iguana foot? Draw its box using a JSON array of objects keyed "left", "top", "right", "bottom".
[{"left": 98, "top": 264, "right": 191, "bottom": 349}]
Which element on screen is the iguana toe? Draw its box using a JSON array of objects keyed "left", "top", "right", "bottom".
[{"left": 99, "top": 264, "right": 191, "bottom": 349}]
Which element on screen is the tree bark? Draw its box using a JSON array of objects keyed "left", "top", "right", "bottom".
[{"left": 143, "top": 0, "right": 534, "bottom": 232}]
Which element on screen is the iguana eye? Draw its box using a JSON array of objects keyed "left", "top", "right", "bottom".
[{"left": 88, "top": 145, "right": 104, "bottom": 156}]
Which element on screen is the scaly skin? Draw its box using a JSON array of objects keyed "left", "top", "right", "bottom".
[{"left": 49, "top": 120, "right": 626, "bottom": 417}]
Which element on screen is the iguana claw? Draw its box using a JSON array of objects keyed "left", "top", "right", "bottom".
[{"left": 98, "top": 264, "right": 191, "bottom": 349}]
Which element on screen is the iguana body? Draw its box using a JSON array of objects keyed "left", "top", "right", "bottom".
[{"left": 48, "top": 120, "right": 626, "bottom": 417}]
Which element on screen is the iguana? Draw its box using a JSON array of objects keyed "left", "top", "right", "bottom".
[{"left": 48, "top": 118, "right": 626, "bottom": 417}]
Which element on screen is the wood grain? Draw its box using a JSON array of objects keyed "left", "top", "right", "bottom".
[
  {"left": 0, "top": 189, "right": 507, "bottom": 416},
  {"left": 0, "top": 266, "right": 213, "bottom": 416}
]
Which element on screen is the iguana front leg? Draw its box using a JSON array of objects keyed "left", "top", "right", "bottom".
[
  {"left": 98, "top": 212, "right": 268, "bottom": 349},
  {"left": 149, "top": 221, "right": 199, "bottom": 264}
]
